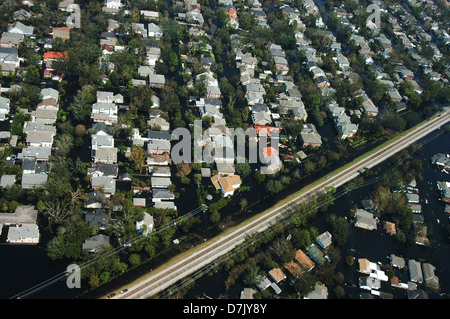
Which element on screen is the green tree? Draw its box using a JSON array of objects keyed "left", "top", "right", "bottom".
[
  {"left": 265, "top": 179, "right": 283, "bottom": 194},
  {"left": 325, "top": 215, "right": 349, "bottom": 246},
  {"left": 129, "top": 254, "right": 141, "bottom": 267}
]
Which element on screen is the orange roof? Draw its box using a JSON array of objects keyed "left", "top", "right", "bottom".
[
  {"left": 211, "top": 174, "right": 221, "bottom": 190},
  {"left": 385, "top": 221, "right": 396, "bottom": 235},
  {"left": 284, "top": 262, "right": 303, "bottom": 278},
  {"left": 295, "top": 249, "right": 315, "bottom": 271},
  {"left": 391, "top": 276, "right": 399, "bottom": 286},
  {"left": 44, "top": 51, "right": 69, "bottom": 60},
  {"left": 53, "top": 26, "right": 70, "bottom": 32},
  {"left": 268, "top": 268, "right": 286, "bottom": 283},
  {"left": 254, "top": 125, "right": 281, "bottom": 136},
  {"left": 263, "top": 146, "right": 278, "bottom": 157},
  {"left": 211, "top": 175, "right": 242, "bottom": 193}
]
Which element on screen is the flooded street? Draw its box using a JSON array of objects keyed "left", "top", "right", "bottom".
[
  {"left": 183, "top": 128, "right": 450, "bottom": 299},
  {"left": 1, "top": 126, "right": 448, "bottom": 299}
]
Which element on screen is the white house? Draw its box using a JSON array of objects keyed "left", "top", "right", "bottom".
[
  {"left": 7, "top": 224, "right": 39, "bottom": 244},
  {"left": 92, "top": 102, "right": 118, "bottom": 124},
  {"left": 136, "top": 212, "right": 154, "bottom": 235},
  {"left": 0, "top": 96, "right": 10, "bottom": 120},
  {"left": 211, "top": 174, "right": 242, "bottom": 197},
  {"left": 105, "top": 0, "right": 123, "bottom": 9}
]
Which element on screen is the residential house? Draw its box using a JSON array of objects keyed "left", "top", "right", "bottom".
[
  {"left": 82, "top": 234, "right": 110, "bottom": 252},
  {"left": 84, "top": 190, "right": 106, "bottom": 209},
  {"left": 268, "top": 268, "right": 286, "bottom": 284},
  {"left": 154, "top": 201, "right": 177, "bottom": 210},
  {"left": 17, "top": 146, "right": 52, "bottom": 162},
  {"left": 0, "top": 96, "right": 10, "bottom": 120},
  {"left": 87, "top": 163, "right": 118, "bottom": 178},
  {"left": 152, "top": 189, "right": 175, "bottom": 202},
  {"left": 149, "top": 73, "right": 165, "bottom": 88},
  {"left": 316, "top": 231, "right": 332, "bottom": 249},
  {"left": 303, "top": 283, "right": 328, "bottom": 299},
  {"left": 251, "top": 111, "right": 272, "bottom": 126},
  {"left": 284, "top": 262, "right": 304, "bottom": 279},
  {"left": 52, "top": 27, "right": 70, "bottom": 40},
  {"left": 151, "top": 177, "right": 171, "bottom": 189},
  {"left": 147, "top": 153, "right": 171, "bottom": 166},
  {"left": 147, "top": 139, "right": 171, "bottom": 154},
  {"left": 0, "top": 175, "right": 15, "bottom": 188},
  {"left": 91, "top": 133, "right": 114, "bottom": 150},
  {"left": 6, "top": 224, "right": 39, "bottom": 244},
  {"left": 8, "top": 21, "right": 34, "bottom": 37},
  {"left": 148, "top": 23, "right": 162, "bottom": 38},
  {"left": 0, "top": 47, "right": 20, "bottom": 75},
  {"left": 0, "top": 32, "right": 24, "bottom": 48},
  {"left": 91, "top": 175, "right": 116, "bottom": 195},
  {"left": 30, "top": 108, "right": 58, "bottom": 125},
  {"left": 136, "top": 212, "right": 154, "bottom": 235},
  {"left": 149, "top": 117, "right": 170, "bottom": 131},
  {"left": 387, "top": 88, "right": 402, "bottom": 103},
  {"left": 21, "top": 173, "right": 48, "bottom": 189},
  {"left": 300, "top": 124, "right": 322, "bottom": 147},
  {"left": 355, "top": 209, "right": 377, "bottom": 230},
  {"left": 295, "top": 249, "right": 315, "bottom": 272},
  {"left": 359, "top": 276, "right": 381, "bottom": 291},
  {"left": 211, "top": 174, "right": 242, "bottom": 197},
  {"left": 307, "top": 244, "right": 326, "bottom": 266},
  {"left": 85, "top": 210, "right": 109, "bottom": 229},
  {"left": 91, "top": 147, "right": 118, "bottom": 164},
  {"left": 357, "top": 93, "right": 379, "bottom": 116},
  {"left": 0, "top": 205, "right": 38, "bottom": 226},
  {"left": 408, "top": 259, "right": 423, "bottom": 283},
  {"left": 25, "top": 130, "right": 55, "bottom": 148},
  {"left": 422, "top": 263, "right": 439, "bottom": 289},
  {"left": 91, "top": 102, "right": 118, "bottom": 124}
]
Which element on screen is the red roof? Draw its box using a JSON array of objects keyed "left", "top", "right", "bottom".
[
  {"left": 43, "top": 51, "right": 69, "bottom": 61},
  {"left": 263, "top": 146, "right": 278, "bottom": 157},
  {"left": 254, "top": 125, "right": 281, "bottom": 136}
]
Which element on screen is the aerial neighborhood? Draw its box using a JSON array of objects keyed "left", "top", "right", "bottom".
[{"left": 0, "top": 0, "right": 448, "bottom": 300}]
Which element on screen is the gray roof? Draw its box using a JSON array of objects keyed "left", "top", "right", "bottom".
[
  {"left": 90, "top": 176, "right": 116, "bottom": 194},
  {"left": 8, "top": 22, "right": 34, "bottom": 35},
  {"left": 0, "top": 174, "right": 15, "bottom": 188},
  {"left": 390, "top": 254, "right": 405, "bottom": 268},
  {"left": 151, "top": 177, "right": 171, "bottom": 187},
  {"left": 147, "top": 23, "right": 161, "bottom": 33},
  {"left": 7, "top": 224, "right": 39, "bottom": 242},
  {"left": 41, "top": 88, "right": 59, "bottom": 100},
  {"left": 21, "top": 173, "right": 48, "bottom": 189},
  {"left": 82, "top": 234, "right": 110, "bottom": 251},
  {"left": 0, "top": 205, "right": 38, "bottom": 225},
  {"left": 152, "top": 189, "right": 175, "bottom": 199},
  {"left": 149, "top": 73, "right": 165, "bottom": 85},
  {"left": 154, "top": 201, "right": 177, "bottom": 210},
  {"left": 147, "top": 130, "right": 171, "bottom": 140},
  {"left": 408, "top": 259, "right": 423, "bottom": 283},
  {"left": 85, "top": 211, "right": 109, "bottom": 228},
  {"left": 18, "top": 146, "right": 52, "bottom": 161},
  {"left": 23, "top": 121, "right": 57, "bottom": 134}
]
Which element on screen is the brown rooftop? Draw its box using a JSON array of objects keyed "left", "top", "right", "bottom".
[{"left": 295, "top": 249, "right": 315, "bottom": 271}]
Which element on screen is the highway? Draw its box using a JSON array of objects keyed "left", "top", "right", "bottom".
[{"left": 114, "top": 110, "right": 450, "bottom": 299}]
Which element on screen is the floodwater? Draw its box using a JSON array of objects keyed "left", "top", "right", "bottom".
[{"left": 182, "top": 127, "right": 450, "bottom": 299}]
